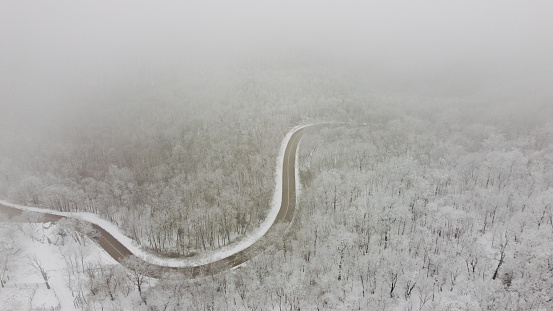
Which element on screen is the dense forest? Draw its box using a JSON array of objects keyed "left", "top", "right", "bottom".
[
  {"left": 122, "top": 95, "right": 552, "bottom": 310},
  {"left": 0, "top": 67, "right": 353, "bottom": 257},
  {"left": 2, "top": 66, "right": 552, "bottom": 309}
]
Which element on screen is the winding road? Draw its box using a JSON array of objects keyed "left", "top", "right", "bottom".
[{"left": 0, "top": 125, "right": 310, "bottom": 278}]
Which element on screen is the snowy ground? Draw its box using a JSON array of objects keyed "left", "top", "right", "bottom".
[
  {"left": 0, "top": 222, "right": 117, "bottom": 311},
  {"left": 0, "top": 124, "right": 311, "bottom": 269}
]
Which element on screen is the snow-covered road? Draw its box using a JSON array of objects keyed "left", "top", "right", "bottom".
[{"left": 0, "top": 124, "right": 312, "bottom": 270}]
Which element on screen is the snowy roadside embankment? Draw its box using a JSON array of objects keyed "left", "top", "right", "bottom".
[
  {"left": 0, "top": 124, "right": 311, "bottom": 268},
  {"left": 0, "top": 221, "right": 117, "bottom": 311}
]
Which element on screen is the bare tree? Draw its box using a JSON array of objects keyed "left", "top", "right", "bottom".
[
  {"left": 0, "top": 241, "right": 20, "bottom": 287},
  {"left": 27, "top": 253, "right": 50, "bottom": 289},
  {"left": 492, "top": 231, "right": 509, "bottom": 280},
  {"left": 122, "top": 256, "right": 153, "bottom": 305}
]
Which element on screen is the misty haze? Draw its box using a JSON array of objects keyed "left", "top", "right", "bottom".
[{"left": 1, "top": 1, "right": 552, "bottom": 310}]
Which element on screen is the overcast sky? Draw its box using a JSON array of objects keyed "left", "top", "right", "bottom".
[{"left": 1, "top": 0, "right": 552, "bottom": 122}]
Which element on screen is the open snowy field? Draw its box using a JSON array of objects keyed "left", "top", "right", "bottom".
[{"left": 0, "top": 222, "right": 117, "bottom": 311}]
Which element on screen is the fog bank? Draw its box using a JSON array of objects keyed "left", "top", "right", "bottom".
[{"left": 1, "top": 1, "right": 552, "bottom": 128}]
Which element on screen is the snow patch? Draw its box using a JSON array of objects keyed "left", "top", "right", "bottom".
[
  {"left": 295, "top": 138, "right": 302, "bottom": 200},
  {"left": 0, "top": 288, "right": 35, "bottom": 311},
  {"left": 0, "top": 221, "right": 116, "bottom": 311}
]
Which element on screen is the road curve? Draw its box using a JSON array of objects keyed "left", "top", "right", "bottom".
[{"left": 0, "top": 125, "right": 311, "bottom": 278}]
